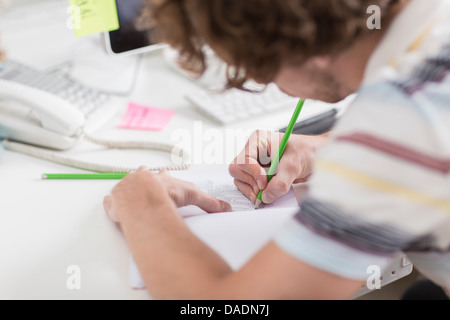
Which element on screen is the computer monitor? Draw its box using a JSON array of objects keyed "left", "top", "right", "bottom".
[{"left": 104, "top": 0, "right": 165, "bottom": 56}]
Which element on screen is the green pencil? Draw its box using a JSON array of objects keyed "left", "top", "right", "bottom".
[
  {"left": 41, "top": 173, "right": 129, "bottom": 180},
  {"left": 255, "top": 99, "right": 305, "bottom": 208}
]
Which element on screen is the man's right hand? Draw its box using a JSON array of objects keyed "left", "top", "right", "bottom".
[{"left": 228, "top": 130, "right": 330, "bottom": 205}]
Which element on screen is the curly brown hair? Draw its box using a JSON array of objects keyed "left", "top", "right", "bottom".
[{"left": 141, "top": 0, "right": 395, "bottom": 89}]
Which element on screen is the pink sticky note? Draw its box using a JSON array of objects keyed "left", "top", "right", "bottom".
[{"left": 118, "top": 102, "right": 175, "bottom": 131}]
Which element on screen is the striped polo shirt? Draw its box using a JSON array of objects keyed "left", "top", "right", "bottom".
[{"left": 274, "top": 0, "right": 450, "bottom": 294}]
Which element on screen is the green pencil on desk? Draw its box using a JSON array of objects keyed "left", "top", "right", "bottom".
[
  {"left": 254, "top": 98, "right": 305, "bottom": 209},
  {"left": 41, "top": 173, "right": 129, "bottom": 180}
]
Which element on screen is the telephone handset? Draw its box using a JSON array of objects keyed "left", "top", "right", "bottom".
[
  {"left": 0, "top": 78, "right": 85, "bottom": 150},
  {"left": 0, "top": 69, "right": 190, "bottom": 172}
]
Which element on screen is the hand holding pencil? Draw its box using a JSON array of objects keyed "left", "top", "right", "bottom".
[
  {"left": 254, "top": 99, "right": 305, "bottom": 208},
  {"left": 229, "top": 99, "right": 329, "bottom": 206}
]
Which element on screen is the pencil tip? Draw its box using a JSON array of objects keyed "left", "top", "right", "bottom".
[
  {"left": 41, "top": 174, "right": 47, "bottom": 179},
  {"left": 254, "top": 199, "right": 263, "bottom": 209}
]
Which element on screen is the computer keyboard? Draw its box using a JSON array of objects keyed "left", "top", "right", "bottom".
[
  {"left": 0, "top": 60, "right": 110, "bottom": 118},
  {"left": 186, "top": 83, "right": 300, "bottom": 124}
]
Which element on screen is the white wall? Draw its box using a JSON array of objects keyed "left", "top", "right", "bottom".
[{"left": 1, "top": 0, "right": 51, "bottom": 9}]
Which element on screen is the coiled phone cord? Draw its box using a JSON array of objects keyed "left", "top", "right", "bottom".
[{"left": 2, "top": 132, "right": 191, "bottom": 173}]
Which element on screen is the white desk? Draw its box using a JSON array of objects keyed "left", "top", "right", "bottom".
[{"left": 0, "top": 1, "right": 339, "bottom": 299}]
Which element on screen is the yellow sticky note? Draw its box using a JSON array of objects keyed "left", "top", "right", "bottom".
[{"left": 69, "top": 0, "right": 120, "bottom": 37}]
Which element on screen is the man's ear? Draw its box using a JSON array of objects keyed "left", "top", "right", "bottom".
[{"left": 310, "top": 56, "right": 331, "bottom": 69}]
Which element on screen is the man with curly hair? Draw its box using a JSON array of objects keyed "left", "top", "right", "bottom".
[{"left": 104, "top": 0, "right": 450, "bottom": 299}]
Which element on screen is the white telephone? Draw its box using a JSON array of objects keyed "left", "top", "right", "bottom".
[
  {"left": 0, "top": 60, "right": 190, "bottom": 172},
  {"left": 0, "top": 78, "right": 85, "bottom": 150}
]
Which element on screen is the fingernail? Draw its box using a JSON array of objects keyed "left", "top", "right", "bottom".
[
  {"left": 103, "top": 196, "right": 111, "bottom": 213},
  {"left": 262, "top": 191, "right": 275, "bottom": 204},
  {"left": 257, "top": 179, "right": 263, "bottom": 190},
  {"left": 221, "top": 201, "right": 232, "bottom": 212}
]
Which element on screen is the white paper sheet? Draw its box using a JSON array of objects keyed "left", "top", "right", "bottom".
[
  {"left": 172, "top": 168, "right": 299, "bottom": 216},
  {"left": 129, "top": 167, "right": 300, "bottom": 289}
]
